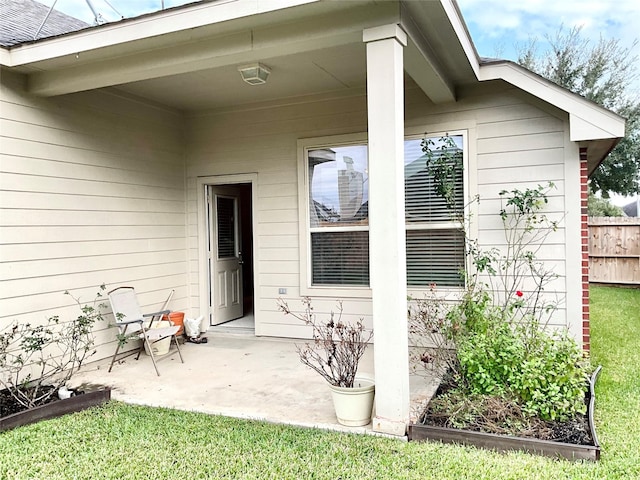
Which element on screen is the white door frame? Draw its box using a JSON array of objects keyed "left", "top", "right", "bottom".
[{"left": 197, "top": 174, "right": 258, "bottom": 333}]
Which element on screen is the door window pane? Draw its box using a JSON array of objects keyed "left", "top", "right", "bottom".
[{"left": 217, "top": 197, "right": 236, "bottom": 259}]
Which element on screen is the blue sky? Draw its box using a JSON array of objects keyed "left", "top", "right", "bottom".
[{"left": 456, "top": 0, "right": 639, "bottom": 206}]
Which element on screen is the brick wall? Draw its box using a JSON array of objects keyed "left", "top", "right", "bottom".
[{"left": 580, "top": 147, "right": 590, "bottom": 351}]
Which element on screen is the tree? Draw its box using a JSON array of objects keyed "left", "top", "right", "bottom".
[
  {"left": 518, "top": 26, "right": 640, "bottom": 198},
  {"left": 587, "top": 192, "right": 624, "bottom": 217}
]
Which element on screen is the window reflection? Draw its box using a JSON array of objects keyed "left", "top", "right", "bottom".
[{"left": 308, "top": 145, "right": 368, "bottom": 228}]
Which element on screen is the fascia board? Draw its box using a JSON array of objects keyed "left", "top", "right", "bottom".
[
  {"left": 3, "top": 0, "right": 321, "bottom": 67},
  {"left": 0, "top": 48, "right": 11, "bottom": 66},
  {"left": 439, "top": 0, "right": 480, "bottom": 79},
  {"left": 401, "top": 10, "right": 455, "bottom": 104},
  {"left": 569, "top": 114, "right": 625, "bottom": 143},
  {"left": 479, "top": 62, "right": 626, "bottom": 141}
]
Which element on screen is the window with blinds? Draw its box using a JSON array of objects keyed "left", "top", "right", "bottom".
[
  {"left": 305, "top": 133, "right": 465, "bottom": 288},
  {"left": 308, "top": 145, "right": 369, "bottom": 285},
  {"left": 404, "top": 136, "right": 465, "bottom": 287}
]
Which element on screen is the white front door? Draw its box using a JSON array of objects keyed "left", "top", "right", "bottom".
[{"left": 208, "top": 185, "right": 243, "bottom": 325}]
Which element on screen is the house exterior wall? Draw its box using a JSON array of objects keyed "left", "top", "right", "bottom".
[
  {"left": 0, "top": 69, "right": 189, "bottom": 359},
  {"left": 185, "top": 92, "right": 370, "bottom": 337},
  {"left": 0, "top": 64, "right": 584, "bottom": 363},
  {"left": 185, "top": 80, "right": 582, "bottom": 343}
]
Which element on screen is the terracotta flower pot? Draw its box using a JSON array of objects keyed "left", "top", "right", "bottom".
[{"left": 168, "top": 312, "right": 185, "bottom": 336}]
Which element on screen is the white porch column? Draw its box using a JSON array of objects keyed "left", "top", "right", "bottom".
[{"left": 363, "top": 24, "right": 409, "bottom": 436}]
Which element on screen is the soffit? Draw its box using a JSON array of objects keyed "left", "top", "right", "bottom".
[
  {"left": 401, "top": 0, "right": 478, "bottom": 85},
  {"left": 115, "top": 43, "right": 367, "bottom": 111},
  {"left": 3, "top": 0, "right": 480, "bottom": 112},
  {"left": 19, "top": 1, "right": 399, "bottom": 103}
]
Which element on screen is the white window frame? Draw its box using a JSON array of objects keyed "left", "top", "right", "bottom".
[{"left": 298, "top": 126, "right": 476, "bottom": 298}]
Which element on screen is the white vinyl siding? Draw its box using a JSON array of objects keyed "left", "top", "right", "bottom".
[
  {"left": 0, "top": 69, "right": 188, "bottom": 360},
  {"left": 2, "top": 66, "right": 578, "bottom": 350},
  {"left": 186, "top": 96, "right": 372, "bottom": 337},
  {"left": 186, "top": 81, "right": 572, "bottom": 339}
]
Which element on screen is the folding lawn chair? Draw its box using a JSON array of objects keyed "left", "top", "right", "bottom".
[{"left": 108, "top": 286, "right": 184, "bottom": 376}]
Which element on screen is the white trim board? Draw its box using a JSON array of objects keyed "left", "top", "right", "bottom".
[
  {"left": 478, "top": 62, "right": 625, "bottom": 142},
  {"left": 196, "top": 173, "right": 259, "bottom": 333}
]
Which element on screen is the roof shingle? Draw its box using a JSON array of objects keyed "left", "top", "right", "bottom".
[{"left": 0, "top": 0, "right": 89, "bottom": 47}]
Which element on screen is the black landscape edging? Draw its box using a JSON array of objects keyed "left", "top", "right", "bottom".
[
  {"left": 408, "top": 366, "right": 602, "bottom": 461},
  {"left": 0, "top": 388, "right": 111, "bottom": 432}
]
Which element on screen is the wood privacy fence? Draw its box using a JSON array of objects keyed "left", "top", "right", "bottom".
[{"left": 588, "top": 217, "right": 640, "bottom": 285}]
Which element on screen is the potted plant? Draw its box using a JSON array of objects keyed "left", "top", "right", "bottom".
[{"left": 277, "top": 297, "right": 374, "bottom": 426}]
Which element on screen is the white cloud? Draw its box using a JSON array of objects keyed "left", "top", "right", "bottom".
[
  {"left": 459, "top": 0, "right": 639, "bottom": 50},
  {"left": 458, "top": 0, "right": 640, "bottom": 93}
]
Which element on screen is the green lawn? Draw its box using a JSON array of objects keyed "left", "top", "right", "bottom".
[{"left": 1, "top": 286, "right": 638, "bottom": 480}]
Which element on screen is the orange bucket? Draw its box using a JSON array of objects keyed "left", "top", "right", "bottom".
[{"left": 167, "top": 311, "right": 185, "bottom": 336}]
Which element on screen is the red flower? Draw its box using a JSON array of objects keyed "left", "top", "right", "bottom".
[{"left": 516, "top": 290, "right": 523, "bottom": 297}]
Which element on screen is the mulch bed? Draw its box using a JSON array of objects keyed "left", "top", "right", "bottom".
[
  {"left": 1, "top": 386, "right": 111, "bottom": 433},
  {"left": 0, "top": 386, "right": 59, "bottom": 418},
  {"left": 417, "top": 374, "right": 594, "bottom": 445}
]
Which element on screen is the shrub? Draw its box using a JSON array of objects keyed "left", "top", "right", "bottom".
[
  {"left": 515, "top": 328, "right": 588, "bottom": 420},
  {"left": 277, "top": 297, "right": 372, "bottom": 388},
  {"left": 0, "top": 285, "right": 107, "bottom": 409},
  {"left": 408, "top": 285, "right": 459, "bottom": 378},
  {"left": 456, "top": 320, "right": 522, "bottom": 397},
  {"left": 456, "top": 315, "right": 588, "bottom": 421},
  {"left": 409, "top": 148, "right": 591, "bottom": 427}
]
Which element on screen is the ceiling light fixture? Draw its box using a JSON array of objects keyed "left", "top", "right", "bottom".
[{"left": 238, "top": 63, "right": 271, "bottom": 85}]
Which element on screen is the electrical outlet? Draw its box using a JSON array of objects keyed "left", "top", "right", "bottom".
[{"left": 278, "top": 288, "right": 287, "bottom": 295}]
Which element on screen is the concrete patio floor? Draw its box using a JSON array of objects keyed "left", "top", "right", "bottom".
[{"left": 69, "top": 333, "right": 439, "bottom": 436}]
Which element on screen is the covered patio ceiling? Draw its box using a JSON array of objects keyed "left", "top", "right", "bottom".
[
  {"left": 3, "top": 0, "right": 478, "bottom": 112},
  {"left": 115, "top": 43, "right": 369, "bottom": 112}
]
